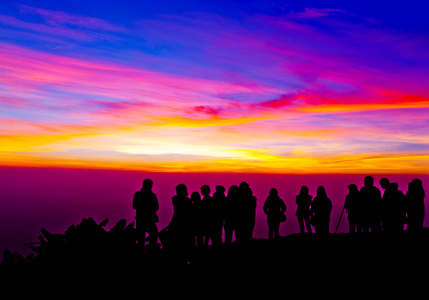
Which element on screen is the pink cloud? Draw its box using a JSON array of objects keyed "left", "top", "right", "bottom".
[
  {"left": 258, "top": 94, "right": 299, "bottom": 109},
  {"left": 17, "top": 4, "right": 126, "bottom": 32},
  {"left": 1, "top": 8, "right": 428, "bottom": 172},
  {"left": 291, "top": 8, "right": 345, "bottom": 19},
  {"left": 194, "top": 106, "right": 221, "bottom": 117},
  {"left": 0, "top": 42, "right": 281, "bottom": 128},
  {"left": 0, "top": 15, "right": 96, "bottom": 41}
]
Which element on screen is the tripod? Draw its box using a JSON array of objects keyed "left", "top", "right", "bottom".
[{"left": 335, "top": 204, "right": 346, "bottom": 234}]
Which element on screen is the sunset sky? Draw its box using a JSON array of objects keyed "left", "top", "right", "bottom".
[{"left": 1, "top": 0, "right": 428, "bottom": 173}]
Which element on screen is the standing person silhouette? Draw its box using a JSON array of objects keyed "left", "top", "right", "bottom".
[
  {"left": 132, "top": 179, "right": 159, "bottom": 247},
  {"left": 379, "top": 177, "right": 391, "bottom": 230},
  {"left": 170, "top": 183, "right": 193, "bottom": 252},
  {"left": 211, "top": 185, "right": 227, "bottom": 246},
  {"left": 311, "top": 186, "right": 332, "bottom": 234},
  {"left": 382, "top": 182, "right": 405, "bottom": 233},
  {"left": 237, "top": 182, "right": 257, "bottom": 242},
  {"left": 406, "top": 179, "right": 425, "bottom": 232},
  {"left": 360, "top": 176, "right": 382, "bottom": 233},
  {"left": 296, "top": 185, "right": 313, "bottom": 234},
  {"left": 191, "top": 191, "right": 204, "bottom": 247},
  {"left": 201, "top": 185, "right": 212, "bottom": 246},
  {"left": 344, "top": 184, "right": 360, "bottom": 234},
  {"left": 225, "top": 185, "right": 239, "bottom": 244},
  {"left": 263, "top": 188, "right": 287, "bottom": 239}
]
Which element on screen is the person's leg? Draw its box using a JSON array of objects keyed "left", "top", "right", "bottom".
[
  {"left": 274, "top": 223, "right": 280, "bottom": 238},
  {"left": 147, "top": 221, "right": 159, "bottom": 246},
  {"left": 298, "top": 217, "right": 305, "bottom": 233},
  {"left": 305, "top": 217, "right": 312, "bottom": 233},
  {"left": 135, "top": 219, "right": 146, "bottom": 246},
  {"left": 268, "top": 224, "right": 274, "bottom": 239}
]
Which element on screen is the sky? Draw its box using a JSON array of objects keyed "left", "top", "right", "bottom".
[{"left": 1, "top": 0, "right": 429, "bottom": 173}]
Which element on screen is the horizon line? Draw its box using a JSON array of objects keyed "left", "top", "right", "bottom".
[{"left": 1, "top": 164, "right": 428, "bottom": 176}]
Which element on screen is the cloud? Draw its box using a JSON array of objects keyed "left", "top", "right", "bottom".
[
  {"left": 0, "top": 14, "right": 97, "bottom": 42},
  {"left": 0, "top": 42, "right": 278, "bottom": 127},
  {"left": 1, "top": 7, "right": 428, "bottom": 173},
  {"left": 291, "top": 8, "right": 345, "bottom": 19},
  {"left": 193, "top": 106, "right": 221, "bottom": 117},
  {"left": 0, "top": 5, "right": 127, "bottom": 49},
  {"left": 17, "top": 4, "right": 126, "bottom": 32}
]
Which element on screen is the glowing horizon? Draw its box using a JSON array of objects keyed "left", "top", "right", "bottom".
[{"left": 1, "top": 2, "right": 428, "bottom": 173}]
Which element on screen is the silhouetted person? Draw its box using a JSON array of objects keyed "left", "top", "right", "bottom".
[
  {"left": 344, "top": 184, "right": 360, "bottom": 234},
  {"left": 359, "top": 176, "right": 382, "bottom": 233},
  {"left": 406, "top": 179, "right": 425, "bottom": 232},
  {"left": 380, "top": 178, "right": 390, "bottom": 195},
  {"left": 170, "top": 183, "right": 193, "bottom": 252},
  {"left": 263, "top": 188, "right": 286, "bottom": 239},
  {"left": 379, "top": 177, "right": 403, "bottom": 232},
  {"left": 311, "top": 186, "right": 332, "bottom": 234},
  {"left": 201, "top": 185, "right": 212, "bottom": 246},
  {"left": 191, "top": 191, "right": 204, "bottom": 247},
  {"left": 379, "top": 177, "right": 391, "bottom": 230},
  {"left": 296, "top": 185, "right": 312, "bottom": 234},
  {"left": 132, "top": 179, "right": 159, "bottom": 247},
  {"left": 381, "top": 182, "right": 405, "bottom": 233},
  {"left": 225, "top": 185, "right": 239, "bottom": 244},
  {"left": 211, "top": 185, "right": 227, "bottom": 246},
  {"left": 237, "top": 182, "right": 257, "bottom": 242}
]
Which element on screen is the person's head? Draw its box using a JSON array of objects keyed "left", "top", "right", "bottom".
[
  {"left": 379, "top": 178, "right": 390, "bottom": 190},
  {"left": 412, "top": 178, "right": 423, "bottom": 189},
  {"left": 390, "top": 182, "right": 399, "bottom": 190},
  {"left": 364, "top": 176, "right": 374, "bottom": 187},
  {"left": 176, "top": 183, "right": 188, "bottom": 197},
  {"left": 317, "top": 186, "right": 327, "bottom": 198},
  {"left": 410, "top": 179, "right": 424, "bottom": 194},
  {"left": 227, "top": 185, "right": 239, "bottom": 198},
  {"left": 239, "top": 182, "right": 249, "bottom": 189},
  {"left": 191, "top": 191, "right": 201, "bottom": 203},
  {"left": 216, "top": 185, "right": 226, "bottom": 194},
  {"left": 269, "top": 188, "right": 278, "bottom": 197},
  {"left": 142, "top": 179, "right": 153, "bottom": 190},
  {"left": 300, "top": 185, "right": 309, "bottom": 195},
  {"left": 239, "top": 182, "right": 253, "bottom": 198},
  {"left": 201, "top": 185, "right": 210, "bottom": 196},
  {"left": 347, "top": 184, "right": 358, "bottom": 193}
]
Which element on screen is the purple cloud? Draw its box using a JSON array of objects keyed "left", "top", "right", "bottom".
[
  {"left": 17, "top": 4, "right": 126, "bottom": 32},
  {"left": 291, "top": 8, "right": 345, "bottom": 19}
]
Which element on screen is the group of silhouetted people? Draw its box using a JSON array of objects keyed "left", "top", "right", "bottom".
[
  {"left": 295, "top": 176, "right": 426, "bottom": 235},
  {"left": 343, "top": 176, "right": 425, "bottom": 234},
  {"left": 132, "top": 176, "right": 425, "bottom": 251},
  {"left": 133, "top": 180, "right": 260, "bottom": 252},
  {"left": 295, "top": 185, "right": 333, "bottom": 234}
]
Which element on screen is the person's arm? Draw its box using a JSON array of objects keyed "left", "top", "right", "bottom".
[
  {"left": 263, "top": 198, "right": 269, "bottom": 215},
  {"left": 132, "top": 192, "right": 138, "bottom": 210},
  {"left": 153, "top": 193, "right": 159, "bottom": 212},
  {"left": 280, "top": 199, "right": 287, "bottom": 213}
]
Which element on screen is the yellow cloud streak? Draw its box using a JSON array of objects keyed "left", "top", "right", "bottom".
[
  {"left": 0, "top": 133, "right": 94, "bottom": 152},
  {"left": 152, "top": 115, "right": 265, "bottom": 128},
  {"left": 296, "top": 99, "right": 429, "bottom": 114},
  {"left": 3, "top": 146, "right": 427, "bottom": 174},
  {"left": 1, "top": 102, "right": 427, "bottom": 174}
]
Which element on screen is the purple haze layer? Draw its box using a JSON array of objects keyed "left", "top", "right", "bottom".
[{"left": 0, "top": 167, "right": 427, "bottom": 259}]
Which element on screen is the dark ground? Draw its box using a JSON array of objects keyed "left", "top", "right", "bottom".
[{"left": 2, "top": 222, "right": 429, "bottom": 296}]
